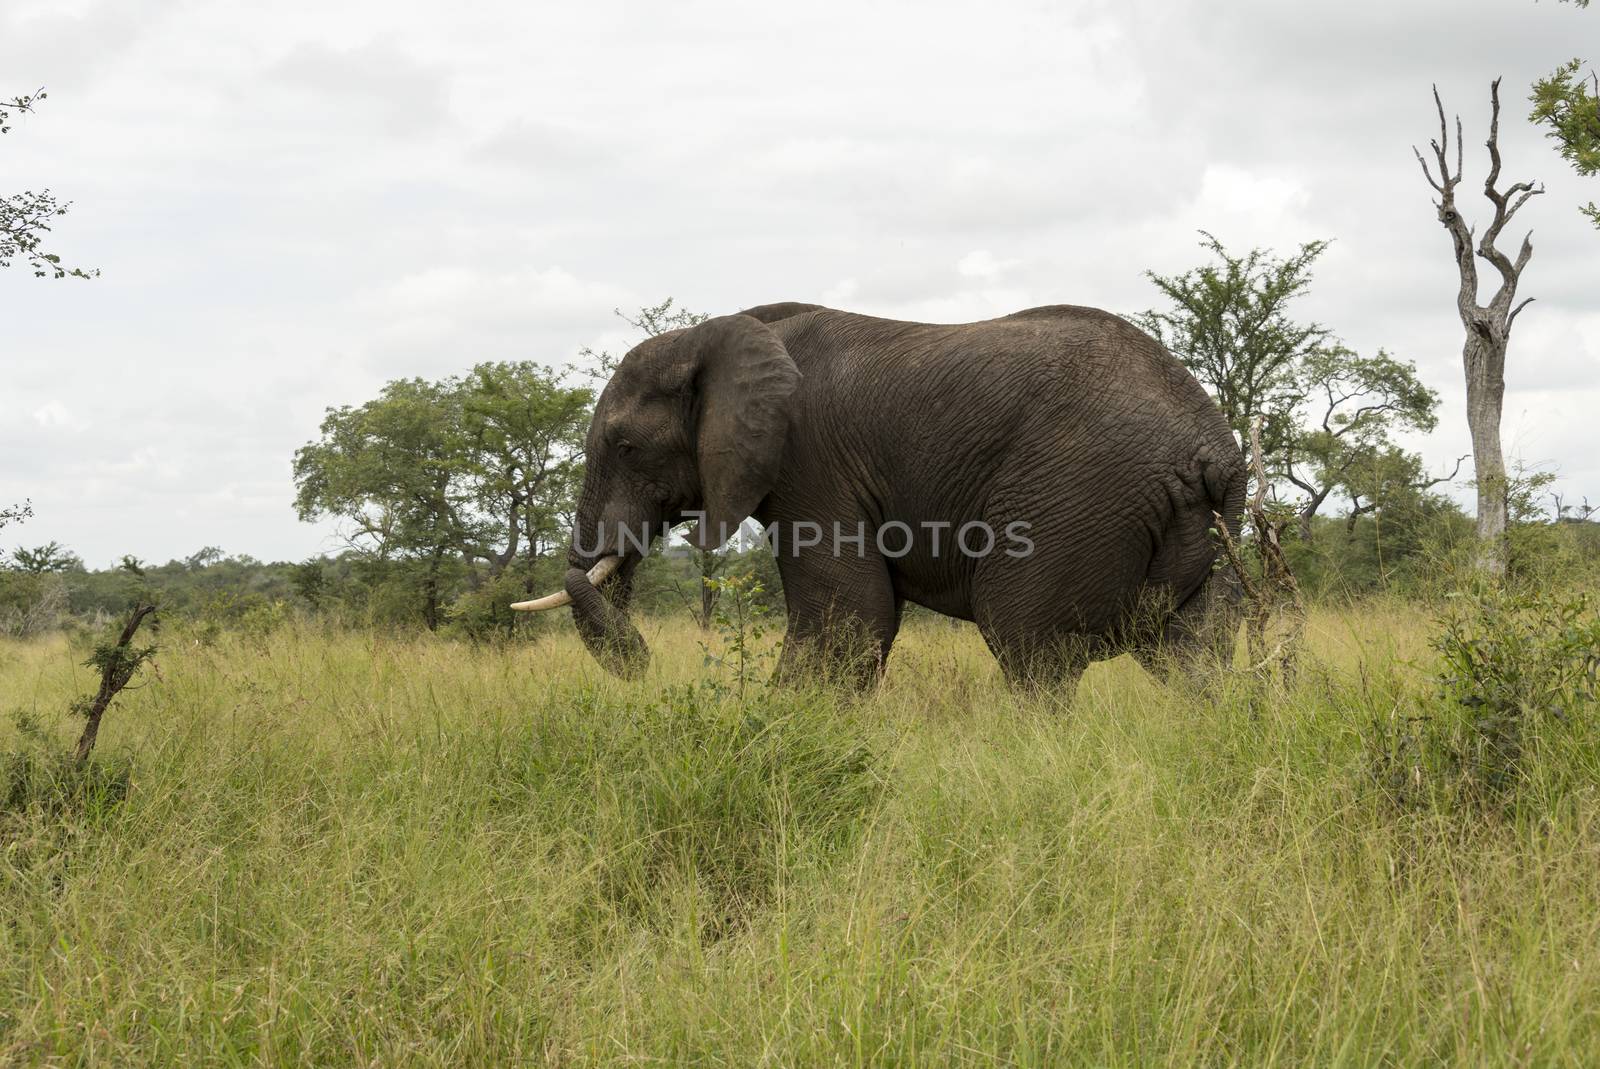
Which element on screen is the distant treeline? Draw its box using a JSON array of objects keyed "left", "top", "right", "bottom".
[
  {"left": 4, "top": 509, "right": 1597, "bottom": 642},
  {"left": 0, "top": 540, "right": 787, "bottom": 640}
]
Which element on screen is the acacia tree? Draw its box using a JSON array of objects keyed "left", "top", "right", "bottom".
[
  {"left": 1281, "top": 346, "right": 1453, "bottom": 541},
  {"left": 294, "top": 378, "right": 481, "bottom": 628},
  {"left": 10, "top": 540, "right": 83, "bottom": 574},
  {"left": 1134, "top": 233, "right": 1332, "bottom": 471},
  {"left": 1, "top": 90, "right": 96, "bottom": 279},
  {"left": 1414, "top": 79, "right": 1543, "bottom": 577}
]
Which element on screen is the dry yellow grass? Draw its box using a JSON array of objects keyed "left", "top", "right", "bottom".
[{"left": 2, "top": 601, "right": 1597, "bottom": 1066}]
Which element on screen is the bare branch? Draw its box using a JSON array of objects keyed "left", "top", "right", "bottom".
[
  {"left": 1422, "top": 454, "right": 1469, "bottom": 489},
  {"left": 1507, "top": 296, "right": 1535, "bottom": 329},
  {"left": 1413, "top": 147, "right": 1445, "bottom": 193},
  {"left": 1476, "top": 78, "right": 1545, "bottom": 298}
]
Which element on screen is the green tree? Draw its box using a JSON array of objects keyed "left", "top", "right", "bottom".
[
  {"left": 1281, "top": 346, "right": 1452, "bottom": 541},
  {"left": 293, "top": 378, "right": 480, "bottom": 628},
  {"left": 1530, "top": 57, "right": 1599, "bottom": 227},
  {"left": 1134, "top": 232, "right": 1332, "bottom": 469},
  {"left": 10, "top": 541, "right": 83, "bottom": 574},
  {"left": 293, "top": 365, "right": 592, "bottom": 628},
  {"left": 2, "top": 89, "right": 96, "bottom": 279},
  {"left": 458, "top": 362, "right": 592, "bottom": 575}
]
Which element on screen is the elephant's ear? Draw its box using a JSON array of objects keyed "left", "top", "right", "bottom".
[{"left": 671, "top": 314, "right": 801, "bottom": 550}]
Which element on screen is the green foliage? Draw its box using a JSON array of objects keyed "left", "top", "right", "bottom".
[
  {"left": 293, "top": 377, "right": 479, "bottom": 560},
  {"left": 1139, "top": 236, "right": 1452, "bottom": 542},
  {"left": 1134, "top": 231, "right": 1332, "bottom": 462},
  {"left": 458, "top": 361, "right": 591, "bottom": 565},
  {"left": 1, "top": 88, "right": 97, "bottom": 279},
  {"left": 1283, "top": 346, "right": 1447, "bottom": 534},
  {"left": 1530, "top": 57, "right": 1600, "bottom": 227},
  {"left": 0, "top": 571, "right": 70, "bottom": 638},
  {"left": 9, "top": 540, "right": 83, "bottom": 574},
  {"left": 1370, "top": 588, "right": 1600, "bottom": 813},
  {"left": 1, "top": 711, "right": 131, "bottom": 823},
  {"left": 1286, "top": 500, "right": 1473, "bottom": 598},
  {"left": 699, "top": 571, "right": 775, "bottom": 700},
  {"left": 444, "top": 554, "right": 570, "bottom": 641},
  {"left": 293, "top": 364, "right": 592, "bottom": 628},
  {"left": 70, "top": 632, "right": 158, "bottom": 722},
  {"left": 0, "top": 499, "right": 31, "bottom": 531}
]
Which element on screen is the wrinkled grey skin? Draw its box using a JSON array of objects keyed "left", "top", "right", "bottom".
[{"left": 560, "top": 302, "right": 1246, "bottom": 689}]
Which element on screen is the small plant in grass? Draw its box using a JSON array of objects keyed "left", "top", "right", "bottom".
[
  {"left": 1369, "top": 587, "right": 1600, "bottom": 811},
  {"left": 71, "top": 602, "right": 159, "bottom": 762},
  {"left": 698, "top": 571, "right": 773, "bottom": 701}
]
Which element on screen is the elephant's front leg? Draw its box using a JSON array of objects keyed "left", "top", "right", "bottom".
[{"left": 771, "top": 547, "right": 901, "bottom": 689}]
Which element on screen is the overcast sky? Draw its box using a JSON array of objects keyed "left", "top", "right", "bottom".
[{"left": 3, "top": 0, "right": 1596, "bottom": 566}]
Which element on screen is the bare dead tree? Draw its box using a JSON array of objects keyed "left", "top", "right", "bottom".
[
  {"left": 72, "top": 603, "right": 157, "bottom": 763},
  {"left": 1414, "top": 78, "right": 1543, "bottom": 577}
]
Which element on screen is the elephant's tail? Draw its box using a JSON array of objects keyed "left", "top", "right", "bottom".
[
  {"left": 1198, "top": 441, "right": 1248, "bottom": 538},
  {"left": 1138, "top": 440, "right": 1247, "bottom": 653},
  {"left": 1174, "top": 441, "right": 1248, "bottom": 660}
]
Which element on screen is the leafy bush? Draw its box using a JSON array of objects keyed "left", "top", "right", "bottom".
[
  {"left": 444, "top": 555, "right": 569, "bottom": 640},
  {"left": 1370, "top": 587, "right": 1600, "bottom": 811},
  {"left": 0, "top": 572, "right": 70, "bottom": 637},
  {"left": 699, "top": 571, "right": 776, "bottom": 700},
  {"left": 1, "top": 711, "right": 132, "bottom": 824}
]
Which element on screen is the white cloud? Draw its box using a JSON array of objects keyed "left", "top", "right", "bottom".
[
  {"left": 1187, "top": 165, "right": 1312, "bottom": 231},
  {"left": 32, "top": 400, "right": 87, "bottom": 431},
  {"left": 957, "top": 250, "right": 1021, "bottom": 280}
]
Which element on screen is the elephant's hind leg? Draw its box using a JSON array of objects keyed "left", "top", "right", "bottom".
[
  {"left": 1129, "top": 571, "right": 1241, "bottom": 691},
  {"left": 978, "top": 621, "right": 1094, "bottom": 696}
]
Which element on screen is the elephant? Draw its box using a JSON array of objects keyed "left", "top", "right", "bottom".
[{"left": 513, "top": 302, "right": 1247, "bottom": 690}]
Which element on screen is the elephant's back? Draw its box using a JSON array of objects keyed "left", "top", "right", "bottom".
[
  {"left": 779, "top": 306, "right": 1234, "bottom": 508},
  {"left": 779, "top": 305, "right": 1227, "bottom": 443}
]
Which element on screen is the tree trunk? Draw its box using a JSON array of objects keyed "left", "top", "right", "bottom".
[
  {"left": 695, "top": 547, "right": 722, "bottom": 630},
  {"left": 489, "top": 499, "right": 521, "bottom": 578},
  {"left": 423, "top": 545, "right": 446, "bottom": 630},
  {"left": 1296, "top": 486, "right": 1331, "bottom": 544},
  {"left": 1464, "top": 334, "right": 1508, "bottom": 576}
]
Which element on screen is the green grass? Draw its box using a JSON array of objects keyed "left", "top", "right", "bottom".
[{"left": 2, "top": 603, "right": 1598, "bottom": 1066}]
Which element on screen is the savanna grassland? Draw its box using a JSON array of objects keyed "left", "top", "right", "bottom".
[{"left": 3, "top": 603, "right": 1599, "bottom": 1067}]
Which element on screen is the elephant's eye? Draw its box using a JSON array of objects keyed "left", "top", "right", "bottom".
[{"left": 615, "top": 440, "right": 637, "bottom": 460}]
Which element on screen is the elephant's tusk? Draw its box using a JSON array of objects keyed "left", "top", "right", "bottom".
[{"left": 510, "top": 555, "right": 622, "bottom": 612}]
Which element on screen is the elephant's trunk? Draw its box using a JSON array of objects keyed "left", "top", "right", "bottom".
[
  {"left": 512, "top": 484, "right": 655, "bottom": 677},
  {"left": 564, "top": 553, "right": 649, "bottom": 679}
]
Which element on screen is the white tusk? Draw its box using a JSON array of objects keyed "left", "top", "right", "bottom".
[{"left": 510, "top": 555, "right": 623, "bottom": 612}]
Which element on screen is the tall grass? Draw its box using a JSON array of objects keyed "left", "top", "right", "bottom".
[{"left": 2, "top": 602, "right": 1597, "bottom": 1066}]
